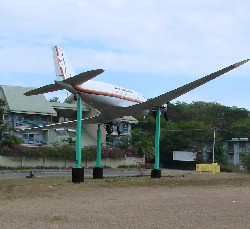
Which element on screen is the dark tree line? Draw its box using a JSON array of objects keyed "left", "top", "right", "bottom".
[
  {"left": 130, "top": 101, "right": 249, "bottom": 166},
  {"left": 1, "top": 98, "right": 249, "bottom": 167}
]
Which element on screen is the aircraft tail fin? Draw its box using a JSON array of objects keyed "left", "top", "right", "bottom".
[{"left": 52, "top": 46, "right": 76, "bottom": 81}]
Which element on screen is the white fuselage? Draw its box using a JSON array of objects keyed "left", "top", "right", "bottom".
[{"left": 71, "top": 80, "right": 147, "bottom": 111}]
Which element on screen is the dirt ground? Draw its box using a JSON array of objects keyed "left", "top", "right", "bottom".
[{"left": 0, "top": 172, "right": 249, "bottom": 229}]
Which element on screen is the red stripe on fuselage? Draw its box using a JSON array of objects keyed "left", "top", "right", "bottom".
[
  {"left": 55, "top": 46, "right": 60, "bottom": 56},
  {"left": 60, "top": 67, "right": 66, "bottom": 80},
  {"left": 72, "top": 84, "right": 143, "bottom": 103}
]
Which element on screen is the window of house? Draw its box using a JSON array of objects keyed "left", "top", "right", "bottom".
[
  {"left": 227, "top": 142, "right": 234, "bottom": 153},
  {"left": 3, "top": 115, "right": 12, "bottom": 121}
]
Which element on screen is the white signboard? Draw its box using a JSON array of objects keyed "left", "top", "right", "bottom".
[{"left": 173, "top": 151, "right": 196, "bottom": 161}]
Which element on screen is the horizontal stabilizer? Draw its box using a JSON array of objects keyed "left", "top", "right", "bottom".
[
  {"left": 63, "top": 69, "right": 104, "bottom": 85},
  {"left": 14, "top": 114, "right": 101, "bottom": 132},
  {"left": 24, "top": 83, "right": 63, "bottom": 96},
  {"left": 24, "top": 69, "right": 104, "bottom": 96}
]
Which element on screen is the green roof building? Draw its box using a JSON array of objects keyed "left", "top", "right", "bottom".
[
  {"left": 0, "top": 85, "right": 137, "bottom": 148},
  {"left": 0, "top": 85, "right": 105, "bottom": 147}
]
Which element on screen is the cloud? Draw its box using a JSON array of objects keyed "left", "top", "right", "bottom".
[
  {"left": 1, "top": 0, "right": 250, "bottom": 74},
  {"left": 0, "top": 0, "right": 249, "bottom": 109}
]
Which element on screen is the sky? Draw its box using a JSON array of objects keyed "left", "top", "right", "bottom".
[{"left": 0, "top": 0, "right": 249, "bottom": 110}]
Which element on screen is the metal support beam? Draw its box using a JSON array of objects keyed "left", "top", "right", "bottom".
[
  {"left": 93, "top": 123, "right": 103, "bottom": 179},
  {"left": 75, "top": 96, "right": 82, "bottom": 168},
  {"left": 72, "top": 96, "right": 84, "bottom": 183},
  {"left": 96, "top": 123, "right": 102, "bottom": 167},
  {"left": 151, "top": 107, "right": 161, "bottom": 178},
  {"left": 154, "top": 107, "right": 161, "bottom": 170}
]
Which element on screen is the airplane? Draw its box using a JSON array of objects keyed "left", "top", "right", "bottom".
[{"left": 22, "top": 46, "right": 249, "bottom": 135}]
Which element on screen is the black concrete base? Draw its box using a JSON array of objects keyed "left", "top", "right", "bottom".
[
  {"left": 151, "top": 169, "right": 161, "bottom": 178},
  {"left": 72, "top": 168, "right": 84, "bottom": 183},
  {"left": 93, "top": 167, "right": 103, "bottom": 179}
]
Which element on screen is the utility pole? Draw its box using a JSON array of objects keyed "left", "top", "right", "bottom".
[{"left": 212, "top": 124, "right": 216, "bottom": 163}]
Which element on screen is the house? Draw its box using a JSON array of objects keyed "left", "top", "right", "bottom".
[
  {"left": 224, "top": 138, "right": 249, "bottom": 166},
  {"left": 0, "top": 85, "right": 106, "bottom": 146},
  {"left": 0, "top": 85, "right": 136, "bottom": 147}
]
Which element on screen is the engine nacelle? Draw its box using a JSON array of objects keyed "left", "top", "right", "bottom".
[
  {"left": 152, "top": 110, "right": 157, "bottom": 119},
  {"left": 105, "top": 123, "right": 121, "bottom": 136},
  {"left": 74, "top": 94, "right": 78, "bottom": 101},
  {"left": 151, "top": 104, "right": 169, "bottom": 122},
  {"left": 163, "top": 111, "right": 169, "bottom": 122},
  {"left": 105, "top": 123, "right": 113, "bottom": 135},
  {"left": 161, "top": 103, "right": 169, "bottom": 122}
]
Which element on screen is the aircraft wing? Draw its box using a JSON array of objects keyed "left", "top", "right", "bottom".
[
  {"left": 81, "top": 58, "right": 250, "bottom": 121},
  {"left": 116, "top": 59, "right": 250, "bottom": 116},
  {"left": 24, "top": 69, "right": 104, "bottom": 96},
  {"left": 17, "top": 58, "right": 249, "bottom": 132}
]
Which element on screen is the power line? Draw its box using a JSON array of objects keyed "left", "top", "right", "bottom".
[
  {"left": 218, "top": 128, "right": 250, "bottom": 136},
  {"left": 163, "top": 129, "right": 209, "bottom": 132},
  {"left": 162, "top": 128, "right": 250, "bottom": 136},
  {"left": 135, "top": 127, "right": 249, "bottom": 136}
]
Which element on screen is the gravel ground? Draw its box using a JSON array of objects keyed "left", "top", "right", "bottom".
[{"left": 0, "top": 172, "right": 249, "bottom": 229}]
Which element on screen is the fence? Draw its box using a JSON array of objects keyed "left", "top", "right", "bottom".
[{"left": 0, "top": 155, "right": 143, "bottom": 169}]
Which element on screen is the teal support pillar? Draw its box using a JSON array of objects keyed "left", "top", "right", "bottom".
[
  {"left": 154, "top": 107, "right": 161, "bottom": 169},
  {"left": 151, "top": 107, "right": 161, "bottom": 178},
  {"left": 93, "top": 123, "right": 103, "bottom": 179},
  {"left": 72, "top": 96, "right": 84, "bottom": 183},
  {"left": 96, "top": 124, "right": 102, "bottom": 167},
  {"left": 75, "top": 96, "right": 82, "bottom": 168}
]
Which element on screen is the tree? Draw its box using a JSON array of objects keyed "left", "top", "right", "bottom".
[
  {"left": 61, "top": 137, "right": 76, "bottom": 147},
  {"left": 49, "top": 97, "right": 60, "bottom": 103},
  {"left": 130, "top": 128, "right": 154, "bottom": 159},
  {"left": 0, "top": 99, "right": 7, "bottom": 140},
  {"left": 132, "top": 101, "right": 250, "bottom": 166},
  {"left": 228, "top": 118, "right": 250, "bottom": 138}
]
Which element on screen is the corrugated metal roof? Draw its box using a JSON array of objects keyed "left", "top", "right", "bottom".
[
  {"left": 50, "top": 101, "right": 90, "bottom": 111},
  {"left": 121, "top": 116, "right": 138, "bottom": 123},
  {"left": 1, "top": 85, "right": 57, "bottom": 116}
]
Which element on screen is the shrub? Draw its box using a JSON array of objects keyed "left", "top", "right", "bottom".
[
  {"left": 0, "top": 143, "right": 141, "bottom": 163},
  {"left": 242, "top": 153, "right": 250, "bottom": 172},
  {"left": 102, "top": 146, "right": 124, "bottom": 159},
  {"left": 2, "top": 135, "right": 22, "bottom": 147},
  {"left": 82, "top": 145, "right": 96, "bottom": 161},
  {"left": 143, "top": 163, "right": 154, "bottom": 169},
  {"left": 103, "top": 165, "right": 111, "bottom": 169},
  {"left": 118, "top": 165, "right": 131, "bottom": 168},
  {"left": 220, "top": 163, "right": 240, "bottom": 173}
]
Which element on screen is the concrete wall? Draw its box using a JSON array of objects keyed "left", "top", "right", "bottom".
[
  {"left": 46, "top": 124, "right": 106, "bottom": 147},
  {"left": 0, "top": 155, "right": 143, "bottom": 169}
]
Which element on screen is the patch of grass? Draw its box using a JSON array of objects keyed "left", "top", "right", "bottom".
[
  {"left": 49, "top": 215, "right": 69, "bottom": 223},
  {"left": 82, "top": 173, "right": 250, "bottom": 189},
  {"left": 0, "top": 176, "right": 71, "bottom": 200},
  {"left": 0, "top": 173, "right": 249, "bottom": 201},
  {"left": 53, "top": 179, "right": 71, "bottom": 186}
]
